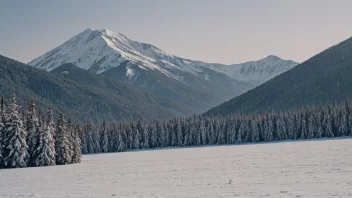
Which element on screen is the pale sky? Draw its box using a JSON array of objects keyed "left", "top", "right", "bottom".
[{"left": 1, "top": 0, "right": 352, "bottom": 64}]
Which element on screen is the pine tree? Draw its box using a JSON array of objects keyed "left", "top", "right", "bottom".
[
  {"left": 348, "top": 113, "right": 352, "bottom": 136},
  {"left": 262, "top": 114, "right": 273, "bottom": 142},
  {"left": 208, "top": 120, "right": 215, "bottom": 145},
  {"left": 0, "top": 96, "right": 5, "bottom": 167},
  {"left": 337, "top": 109, "right": 347, "bottom": 137},
  {"left": 93, "top": 127, "right": 101, "bottom": 153},
  {"left": 275, "top": 114, "right": 284, "bottom": 141},
  {"left": 101, "top": 120, "right": 109, "bottom": 153},
  {"left": 229, "top": 120, "right": 237, "bottom": 144},
  {"left": 33, "top": 109, "right": 56, "bottom": 166},
  {"left": 200, "top": 119, "right": 207, "bottom": 145},
  {"left": 55, "top": 113, "right": 73, "bottom": 165},
  {"left": 141, "top": 124, "right": 149, "bottom": 149},
  {"left": 156, "top": 121, "right": 163, "bottom": 148},
  {"left": 170, "top": 121, "right": 176, "bottom": 147},
  {"left": 71, "top": 126, "right": 82, "bottom": 163},
  {"left": 286, "top": 112, "right": 295, "bottom": 140},
  {"left": 80, "top": 126, "right": 88, "bottom": 154},
  {"left": 183, "top": 122, "right": 190, "bottom": 146},
  {"left": 150, "top": 122, "right": 157, "bottom": 148},
  {"left": 324, "top": 109, "right": 334, "bottom": 138},
  {"left": 161, "top": 122, "right": 169, "bottom": 147},
  {"left": 67, "top": 119, "right": 76, "bottom": 162},
  {"left": 307, "top": 112, "right": 315, "bottom": 139},
  {"left": 26, "top": 102, "right": 40, "bottom": 166},
  {"left": 300, "top": 112, "right": 307, "bottom": 139},
  {"left": 251, "top": 118, "right": 260, "bottom": 142},
  {"left": 117, "top": 124, "right": 126, "bottom": 152},
  {"left": 266, "top": 114, "right": 274, "bottom": 141},
  {"left": 175, "top": 119, "right": 183, "bottom": 146},
  {"left": 316, "top": 118, "right": 323, "bottom": 138},
  {"left": 133, "top": 127, "right": 140, "bottom": 150},
  {"left": 86, "top": 122, "right": 95, "bottom": 153},
  {"left": 216, "top": 119, "right": 225, "bottom": 144},
  {"left": 195, "top": 122, "right": 201, "bottom": 146},
  {"left": 2, "top": 94, "right": 29, "bottom": 168}
]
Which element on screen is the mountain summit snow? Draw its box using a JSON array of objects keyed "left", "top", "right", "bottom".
[
  {"left": 29, "top": 28, "right": 182, "bottom": 76},
  {"left": 29, "top": 28, "right": 297, "bottom": 83},
  {"left": 29, "top": 28, "right": 298, "bottom": 112}
]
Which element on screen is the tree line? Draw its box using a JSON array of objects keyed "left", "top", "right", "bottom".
[
  {"left": 0, "top": 94, "right": 81, "bottom": 169},
  {"left": 78, "top": 100, "right": 352, "bottom": 154}
]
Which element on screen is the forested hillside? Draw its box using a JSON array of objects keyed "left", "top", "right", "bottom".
[
  {"left": 0, "top": 55, "right": 192, "bottom": 122},
  {"left": 51, "top": 63, "right": 203, "bottom": 115},
  {"left": 204, "top": 36, "right": 352, "bottom": 116}
]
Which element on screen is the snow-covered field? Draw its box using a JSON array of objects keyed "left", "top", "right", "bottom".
[{"left": 1, "top": 138, "right": 352, "bottom": 198}]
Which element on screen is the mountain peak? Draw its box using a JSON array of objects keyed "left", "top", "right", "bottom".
[
  {"left": 264, "top": 55, "right": 282, "bottom": 61},
  {"left": 99, "top": 28, "right": 113, "bottom": 34},
  {"left": 83, "top": 28, "right": 94, "bottom": 33},
  {"left": 28, "top": 28, "right": 297, "bottom": 85}
]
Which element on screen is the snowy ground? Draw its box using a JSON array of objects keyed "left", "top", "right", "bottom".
[{"left": 1, "top": 138, "right": 352, "bottom": 198}]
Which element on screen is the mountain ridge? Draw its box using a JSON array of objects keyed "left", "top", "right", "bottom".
[
  {"left": 28, "top": 28, "right": 298, "bottom": 84},
  {"left": 28, "top": 28, "right": 298, "bottom": 114},
  {"left": 204, "top": 35, "right": 352, "bottom": 116},
  {"left": 0, "top": 54, "right": 197, "bottom": 121}
]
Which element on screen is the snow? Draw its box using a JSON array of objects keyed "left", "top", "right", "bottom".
[
  {"left": 28, "top": 28, "right": 298, "bottom": 86},
  {"left": 1, "top": 138, "right": 351, "bottom": 197},
  {"left": 126, "top": 67, "right": 135, "bottom": 80},
  {"left": 197, "top": 56, "right": 298, "bottom": 84}
]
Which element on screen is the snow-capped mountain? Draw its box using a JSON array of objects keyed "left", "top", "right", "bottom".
[
  {"left": 29, "top": 28, "right": 298, "bottom": 112},
  {"left": 29, "top": 28, "right": 201, "bottom": 79},
  {"left": 194, "top": 55, "right": 298, "bottom": 85},
  {"left": 29, "top": 28, "right": 297, "bottom": 83}
]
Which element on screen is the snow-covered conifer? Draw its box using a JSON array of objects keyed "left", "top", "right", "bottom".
[
  {"left": 86, "top": 122, "right": 94, "bottom": 153},
  {"left": 251, "top": 118, "right": 260, "bottom": 142},
  {"left": 175, "top": 119, "right": 183, "bottom": 146},
  {"left": 143, "top": 125, "right": 150, "bottom": 149},
  {"left": 0, "top": 96, "right": 5, "bottom": 167},
  {"left": 306, "top": 112, "right": 315, "bottom": 139},
  {"left": 200, "top": 119, "right": 207, "bottom": 145},
  {"left": 133, "top": 127, "right": 140, "bottom": 150},
  {"left": 2, "top": 94, "right": 29, "bottom": 168},
  {"left": 150, "top": 122, "right": 157, "bottom": 148},
  {"left": 33, "top": 109, "right": 56, "bottom": 166},
  {"left": 26, "top": 102, "right": 40, "bottom": 166},
  {"left": 300, "top": 112, "right": 307, "bottom": 139},
  {"left": 101, "top": 121, "right": 109, "bottom": 153},
  {"left": 55, "top": 113, "right": 73, "bottom": 165},
  {"left": 71, "top": 126, "right": 82, "bottom": 163}
]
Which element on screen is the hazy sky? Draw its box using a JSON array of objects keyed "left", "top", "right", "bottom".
[{"left": 1, "top": 0, "right": 352, "bottom": 64}]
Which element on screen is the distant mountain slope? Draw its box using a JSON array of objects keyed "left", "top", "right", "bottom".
[
  {"left": 205, "top": 36, "right": 352, "bottom": 116},
  {"left": 195, "top": 55, "right": 298, "bottom": 85},
  {"left": 0, "top": 55, "right": 194, "bottom": 122},
  {"left": 50, "top": 63, "right": 202, "bottom": 115},
  {"left": 28, "top": 28, "right": 298, "bottom": 111}
]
